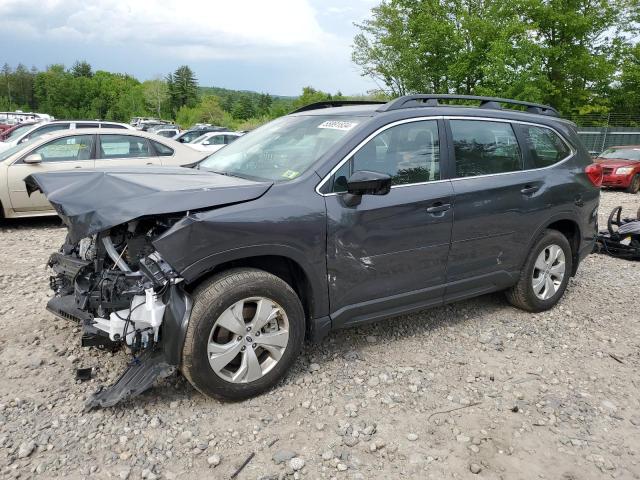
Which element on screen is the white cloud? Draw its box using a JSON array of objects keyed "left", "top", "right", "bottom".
[{"left": 0, "top": 0, "right": 342, "bottom": 60}]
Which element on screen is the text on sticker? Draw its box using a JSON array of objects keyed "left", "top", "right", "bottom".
[{"left": 318, "top": 120, "right": 358, "bottom": 131}]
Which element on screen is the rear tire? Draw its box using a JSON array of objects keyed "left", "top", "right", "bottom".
[
  {"left": 506, "top": 229, "right": 573, "bottom": 312},
  {"left": 181, "top": 268, "right": 305, "bottom": 401},
  {"left": 626, "top": 174, "right": 640, "bottom": 194}
]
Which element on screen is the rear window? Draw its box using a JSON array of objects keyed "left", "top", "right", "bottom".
[{"left": 451, "top": 120, "right": 522, "bottom": 177}]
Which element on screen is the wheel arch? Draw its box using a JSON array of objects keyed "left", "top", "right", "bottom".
[
  {"left": 182, "top": 251, "right": 329, "bottom": 340},
  {"left": 526, "top": 215, "right": 581, "bottom": 276}
]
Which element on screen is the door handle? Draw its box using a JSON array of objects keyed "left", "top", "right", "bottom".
[
  {"left": 426, "top": 202, "right": 451, "bottom": 214},
  {"left": 146, "top": 162, "right": 154, "bottom": 165},
  {"left": 74, "top": 166, "right": 82, "bottom": 169},
  {"left": 521, "top": 185, "right": 539, "bottom": 195}
]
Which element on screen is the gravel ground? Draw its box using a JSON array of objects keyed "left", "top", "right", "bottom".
[{"left": 0, "top": 190, "right": 638, "bottom": 480}]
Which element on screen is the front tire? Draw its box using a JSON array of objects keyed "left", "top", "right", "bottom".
[
  {"left": 181, "top": 268, "right": 305, "bottom": 401},
  {"left": 626, "top": 174, "right": 640, "bottom": 194},
  {"left": 506, "top": 229, "right": 573, "bottom": 312}
]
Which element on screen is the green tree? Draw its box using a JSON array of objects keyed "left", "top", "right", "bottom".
[
  {"left": 1, "top": 63, "right": 12, "bottom": 107},
  {"left": 198, "top": 95, "right": 227, "bottom": 125},
  {"left": 167, "top": 65, "right": 198, "bottom": 113},
  {"left": 71, "top": 60, "right": 93, "bottom": 78},
  {"left": 292, "top": 86, "right": 333, "bottom": 109},
  {"left": 612, "top": 43, "right": 640, "bottom": 114},
  {"left": 256, "top": 93, "right": 273, "bottom": 116},
  {"left": 353, "top": 0, "right": 636, "bottom": 114},
  {"left": 143, "top": 78, "right": 169, "bottom": 118},
  {"left": 175, "top": 105, "right": 201, "bottom": 129},
  {"left": 231, "top": 95, "right": 256, "bottom": 120}
]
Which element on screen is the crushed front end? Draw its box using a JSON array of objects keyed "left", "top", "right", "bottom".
[{"left": 47, "top": 218, "right": 192, "bottom": 409}]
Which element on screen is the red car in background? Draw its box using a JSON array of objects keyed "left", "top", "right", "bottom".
[
  {"left": 595, "top": 145, "right": 640, "bottom": 193},
  {"left": 0, "top": 121, "right": 39, "bottom": 141}
]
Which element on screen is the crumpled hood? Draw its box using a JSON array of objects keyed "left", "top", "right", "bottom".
[{"left": 25, "top": 166, "right": 272, "bottom": 243}]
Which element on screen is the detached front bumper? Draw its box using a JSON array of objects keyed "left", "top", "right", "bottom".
[{"left": 47, "top": 284, "right": 192, "bottom": 409}]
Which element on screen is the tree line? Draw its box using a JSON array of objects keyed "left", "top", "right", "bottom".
[
  {"left": 0, "top": 62, "right": 349, "bottom": 130},
  {"left": 353, "top": 0, "right": 640, "bottom": 116}
]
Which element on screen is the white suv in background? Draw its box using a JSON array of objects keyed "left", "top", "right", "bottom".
[
  {"left": 0, "top": 120, "right": 133, "bottom": 153},
  {"left": 187, "top": 132, "right": 243, "bottom": 152}
]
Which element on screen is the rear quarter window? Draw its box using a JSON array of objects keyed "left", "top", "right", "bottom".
[
  {"left": 520, "top": 125, "right": 571, "bottom": 168},
  {"left": 151, "top": 140, "right": 174, "bottom": 156}
]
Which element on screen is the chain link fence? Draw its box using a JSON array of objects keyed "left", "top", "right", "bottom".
[{"left": 567, "top": 113, "right": 640, "bottom": 155}]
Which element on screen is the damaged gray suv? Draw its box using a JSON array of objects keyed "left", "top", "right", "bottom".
[{"left": 29, "top": 95, "right": 602, "bottom": 408}]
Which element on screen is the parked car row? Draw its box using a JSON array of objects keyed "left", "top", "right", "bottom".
[
  {"left": 0, "top": 120, "right": 133, "bottom": 153},
  {"left": 0, "top": 128, "right": 206, "bottom": 218}
]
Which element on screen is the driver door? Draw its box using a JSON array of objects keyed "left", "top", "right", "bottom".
[
  {"left": 324, "top": 119, "right": 454, "bottom": 327},
  {"left": 7, "top": 134, "right": 96, "bottom": 212}
]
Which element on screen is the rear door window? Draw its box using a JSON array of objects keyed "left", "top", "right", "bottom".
[
  {"left": 99, "top": 135, "right": 152, "bottom": 158},
  {"left": 450, "top": 120, "right": 522, "bottom": 177},
  {"left": 207, "top": 135, "right": 226, "bottom": 145},
  {"left": 101, "top": 123, "right": 129, "bottom": 129},
  {"left": 519, "top": 125, "right": 571, "bottom": 168},
  {"left": 76, "top": 123, "right": 99, "bottom": 129}
]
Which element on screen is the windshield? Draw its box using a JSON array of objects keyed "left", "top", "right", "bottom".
[
  {"left": 6, "top": 124, "right": 35, "bottom": 140},
  {"left": 600, "top": 148, "right": 640, "bottom": 161},
  {"left": 199, "top": 115, "right": 363, "bottom": 181},
  {"left": 0, "top": 137, "right": 39, "bottom": 163}
]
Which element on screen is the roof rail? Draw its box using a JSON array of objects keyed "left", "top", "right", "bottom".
[
  {"left": 291, "top": 100, "right": 387, "bottom": 114},
  {"left": 377, "top": 94, "right": 559, "bottom": 117}
]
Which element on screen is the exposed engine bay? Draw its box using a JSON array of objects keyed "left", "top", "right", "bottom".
[{"left": 47, "top": 217, "right": 192, "bottom": 409}]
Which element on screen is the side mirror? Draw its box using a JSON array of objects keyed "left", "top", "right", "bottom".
[
  {"left": 202, "top": 140, "right": 210, "bottom": 146},
  {"left": 346, "top": 170, "right": 392, "bottom": 196},
  {"left": 23, "top": 153, "right": 43, "bottom": 164}
]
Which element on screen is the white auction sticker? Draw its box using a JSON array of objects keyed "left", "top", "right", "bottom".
[{"left": 318, "top": 120, "right": 359, "bottom": 131}]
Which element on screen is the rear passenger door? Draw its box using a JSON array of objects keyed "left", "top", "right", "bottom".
[
  {"left": 444, "top": 119, "right": 546, "bottom": 300},
  {"left": 95, "top": 134, "right": 161, "bottom": 167}
]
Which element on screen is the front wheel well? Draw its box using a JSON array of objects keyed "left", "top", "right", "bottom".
[
  {"left": 545, "top": 219, "right": 580, "bottom": 275},
  {"left": 186, "top": 256, "right": 314, "bottom": 332}
]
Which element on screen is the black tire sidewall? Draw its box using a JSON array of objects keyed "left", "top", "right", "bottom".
[
  {"left": 628, "top": 175, "right": 640, "bottom": 194},
  {"left": 522, "top": 231, "right": 573, "bottom": 311},
  {"left": 185, "top": 270, "right": 304, "bottom": 400}
]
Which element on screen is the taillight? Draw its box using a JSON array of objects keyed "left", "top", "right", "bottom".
[{"left": 585, "top": 163, "right": 603, "bottom": 187}]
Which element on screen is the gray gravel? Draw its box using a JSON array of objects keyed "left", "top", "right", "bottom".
[{"left": 0, "top": 190, "right": 638, "bottom": 479}]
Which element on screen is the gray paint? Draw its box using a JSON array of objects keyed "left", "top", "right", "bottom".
[{"left": 34, "top": 104, "right": 599, "bottom": 341}]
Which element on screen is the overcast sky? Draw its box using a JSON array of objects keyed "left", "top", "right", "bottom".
[{"left": 0, "top": 0, "right": 381, "bottom": 96}]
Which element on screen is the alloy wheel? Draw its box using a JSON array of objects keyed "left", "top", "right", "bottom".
[{"left": 207, "top": 297, "right": 289, "bottom": 383}]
